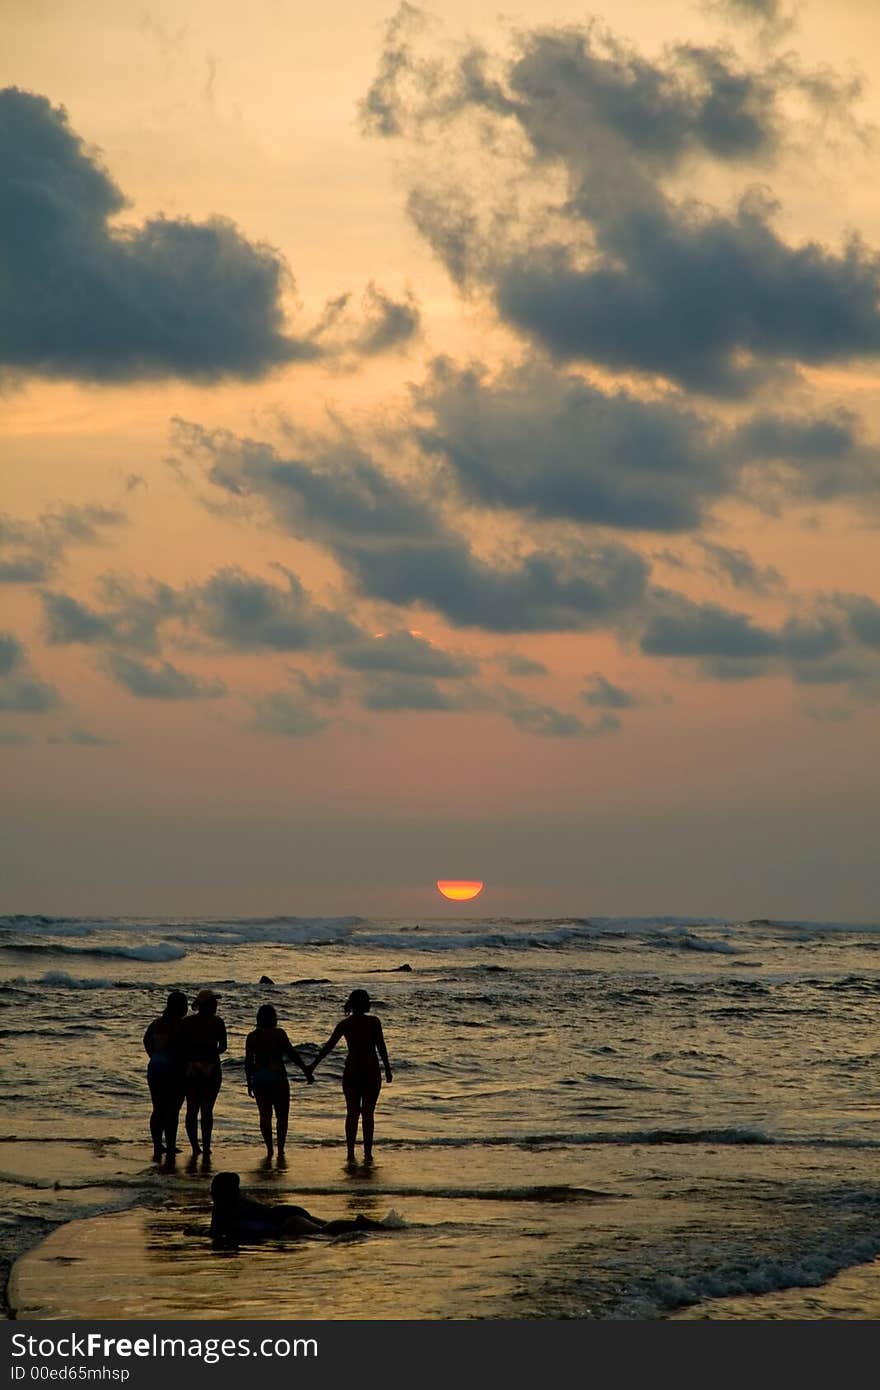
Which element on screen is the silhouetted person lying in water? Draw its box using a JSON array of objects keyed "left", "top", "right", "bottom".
[
  {"left": 306, "top": 989, "right": 392, "bottom": 1163},
  {"left": 209, "top": 1172, "right": 387, "bottom": 1242}
]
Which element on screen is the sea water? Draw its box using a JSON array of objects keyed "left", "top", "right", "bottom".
[{"left": 2, "top": 913, "right": 880, "bottom": 1319}]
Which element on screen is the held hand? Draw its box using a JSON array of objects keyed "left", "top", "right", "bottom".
[{"left": 305, "top": 1069, "right": 315, "bottom": 1085}]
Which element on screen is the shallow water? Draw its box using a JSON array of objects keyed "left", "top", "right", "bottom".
[{"left": 3, "top": 913, "right": 880, "bottom": 1318}]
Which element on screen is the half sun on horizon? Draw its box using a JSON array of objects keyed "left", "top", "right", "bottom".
[{"left": 436, "top": 880, "right": 485, "bottom": 901}]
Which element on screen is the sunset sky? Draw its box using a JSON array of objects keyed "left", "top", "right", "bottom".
[{"left": 2, "top": 0, "right": 878, "bottom": 919}]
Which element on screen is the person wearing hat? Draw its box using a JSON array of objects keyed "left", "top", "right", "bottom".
[{"left": 179, "top": 988, "right": 227, "bottom": 1157}]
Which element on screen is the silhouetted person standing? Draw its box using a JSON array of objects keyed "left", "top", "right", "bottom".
[
  {"left": 245, "top": 1003, "right": 313, "bottom": 1159},
  {"left": 143, "top": 990, "right": 188, "bottom": 1163},
  {"left": 306, "top": 989, "right": 392, "bottom": 1164},
  {"left": 180, "top": 989, "right": 227, "bottom": 1157}
]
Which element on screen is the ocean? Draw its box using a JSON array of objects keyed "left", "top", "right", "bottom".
[{"left": 2, "top": 912, "right": 880, "bottom": 1320}]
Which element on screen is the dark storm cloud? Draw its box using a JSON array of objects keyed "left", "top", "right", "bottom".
[
  {"left": 415, "top": 360, "right": 733, "bottom": 531},
  {"left": 0, "top": 87, "right": 317, "bottom": 382},
  {"left": 104, "top": 652, "right": 226, "bottom": 700},
  {"left": 249, "top": 690, "right": 330, "bottom": 738},
  {"left": 0, "top": 632, "right": 60, "bottom": 713},
  {"left": 699, "top": 541, "right": 783, "bottom": 594},
  {"left": 0, "top": 505, "right": 125, "bottom": 583},
  {"left": 581, "top": 673, "right": 637, "bottom": 709},
  {"left": 338, "top": 630, "right": 476, "bottom": 677},
  {"left": 366, "top": 12, "right": 878, "bottom": 396},
  {"left": 190, "top": 568, "right": 359, "bottom": 651}
]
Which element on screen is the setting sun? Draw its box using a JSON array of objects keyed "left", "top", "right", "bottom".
[{"left": 436, "top": 880, "right": 485, "bottom": 901}]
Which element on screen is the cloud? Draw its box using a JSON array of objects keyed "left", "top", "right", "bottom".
[
  {"left": 190, "top": 567, "right": 359, "bottom": 651},
  {"left": 490, "top": 197, "right": 880, "bottom": 398},
  {"left": 360, "top": 673, "right": 464, "bottom": 711},
  {"left": 288, "top": 670, "right": 343, "bottom": 703},
  {"left": 836, "top": 595, "right": 880, "bottom": 651},
  {"left": 354, "top": 283, "right": 421, "bottom": 355},
  {"left": 338, "top": 630, "right": 476, "bottom": 677},
  {"left": 47, "top": 725, "right": 118, "bottom": 746},
  {"left": 501, "top": 687, "right": 620, "bottom": 738},
  {"left": 0, "top": 633, "right": 24, "bottom": 676},
  {"left": 0, "top": 504, "right": 125, "bottom": 583},
  {"left": 104, "top": 652, "right": 226, "bottom": 700},
  {"left": 366, "top": 13, "right": 877, "bottom": 396},
  {"left": 703, "top": 0, "right": 795, "bottom": 38},
  {"left": 736, "top": 409, "right": 880, "bottom": 505},
  {"left": 496, "top": 652, "right": 548, "bottom": 677},
  {"left": 581, "top": 673, "right": 637, "bottom": 709},
  {"left": 184, "top": 415, "right": 650, "bottom": 632},
  {"left": 699, "top": 541, "right": 784, "bottom": 594},
  {"left": 342, "top": 535, "right": 649, "bottom": 632},
  {"left": 43, "top": 566, "right": 357, "bottom": 660},
  {"left": 0, "top": 87, "right": 317, "bottom": 382},
  {"left": 415, "top": 359, "right": 733, "bottom": 532},
  {"left": 305, "top": 281, "right": 422, "bottom": 359},
  {"left": 173, "top": 417, "right": 444, "bottom": 546},
  {"left": 636, "top": 591, "right": 880, "bottom": 698},
  {"left": 42, "top": 578, "right": 179, "bottom": 652},
  {"left": 0, "top": 631, "right": 60, "bottom": 712},
  {"left": 249, "top": 690, "right": 330, "bottom": 737},
  {"left": 640, "top": 594, "right": 780, "bottom": 658}
]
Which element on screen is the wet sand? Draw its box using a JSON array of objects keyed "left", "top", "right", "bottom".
[{"left": 5, "top": 1137, "right": 613, "bottom": 1320}]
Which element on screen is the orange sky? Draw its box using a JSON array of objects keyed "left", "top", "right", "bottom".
[{"left": 1, "top": 0, "right": 878, "bottom": 919}]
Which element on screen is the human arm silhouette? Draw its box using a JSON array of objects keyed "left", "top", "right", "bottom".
[
  {"left": 244, "top": 1030, "right": 255, "bottom": 1097},
  {"left": 375, "top": 1018, "right": 393, "bottom": 1083},
  {"left": 305, "top": 1020, "right": 346, "bottom": 1077},
  {"left": 281, "top": 1029, "right": 314, "bottom": 1084}
]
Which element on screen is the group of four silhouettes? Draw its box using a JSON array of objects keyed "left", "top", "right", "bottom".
[{"left": 143, "top": 987, "right": 392, "bottom": 1164}]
